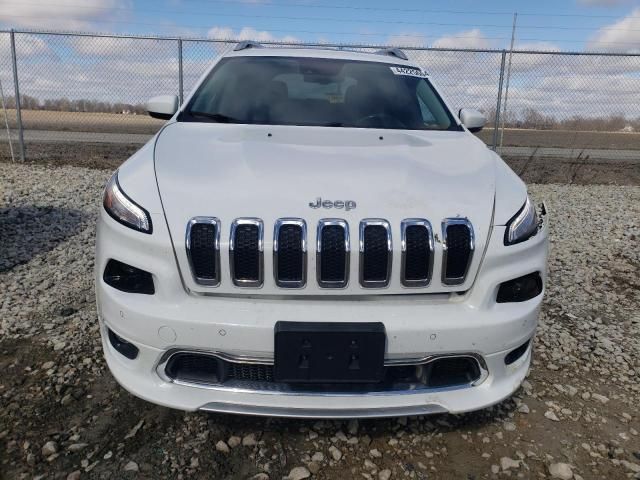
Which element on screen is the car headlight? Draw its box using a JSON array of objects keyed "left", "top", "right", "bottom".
[
  {"left": 103, "top": 171, "right": 152, "bottom": 234},
  {"left": 504, "top": 196, "right": 538, "bottom": 245}
]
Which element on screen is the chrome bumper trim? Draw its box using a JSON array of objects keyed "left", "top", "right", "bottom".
[
  {"left": 156, "top": 349, "right": 489, "bottom": 393},
  {"left": 199, "top": 401, "right": 449, "bottom": 418}
]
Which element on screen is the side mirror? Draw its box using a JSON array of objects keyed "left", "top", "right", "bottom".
[
  {"left": 147, "top": 95, "right": 179, "bottom": 120},
  {"left": 458, "top": 108, "right": 486, "bottom": 133}
]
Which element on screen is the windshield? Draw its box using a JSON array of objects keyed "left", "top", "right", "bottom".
[{"left": 180, "top": 56, "right": 460, "bottom": 131}]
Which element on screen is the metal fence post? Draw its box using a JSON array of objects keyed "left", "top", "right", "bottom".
[
  {"left": 10, "top": 29, "right": 25, "bottom": 162},
  {"left": 492, "top": 50, "right": 507, "bottom": 151},
  {"left": 178, "top": 38, "right": 184, "bottom": 105}
]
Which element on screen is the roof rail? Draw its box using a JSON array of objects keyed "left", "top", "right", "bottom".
[
  {"left": 233, "top": 41, "right": 264, "bottom": 52},
  {"left": 374, "top": 48, "right": 408, "bottom": 61}
]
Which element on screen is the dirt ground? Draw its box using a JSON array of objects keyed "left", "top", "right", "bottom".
[
  {"left": 1, "top": 141, "right": 638, "bottom": 186},
  {"left": 3, "top": 109, "right": 640, "bottom": 150},
  {"left": 475, "top": 128, "right": 640, "bottom": 151}
]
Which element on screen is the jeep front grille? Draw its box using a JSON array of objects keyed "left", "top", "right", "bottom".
[
  {"left": 316, "top": 219, "right": 350, "bottom": 288},
  {"left": 185, "top": 217, "right": 475, "bottom": 290},
  {"left": 442, "top": 219, "right": 474, "bottom": 286},
  {"left": 230, "top": 218, "right": 264, "bottom": 287}
]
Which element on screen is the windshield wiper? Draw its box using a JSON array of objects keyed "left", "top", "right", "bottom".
[{"left": 189, "top": 111, "right": 240, "bottom": 123}]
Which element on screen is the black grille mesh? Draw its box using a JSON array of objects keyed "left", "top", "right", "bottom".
[
  {"left": 320, "top": 225, "right": 347, "bottom": 283},
  {"left": 362, "top": 225, "right": 389, "bottom": 282},
  {"left": 445, "top": 224, "right": 472, "bottom": 280},
  {"left": 165, "top": 353, "right": 219, "bottom": 384},
  {"left": 227, "top": 363, "right": 274, "bottom": 382},
  {"left": 404, "top": 225, "right": 430, "bottom": 281},
  {"left": 189, "top": 223, "right": 217, "bottom": 280},
  {"left": 277, "top": 224, "right": 303, "bottom": 282},
  {"left": 233, "top": 224, "right": 260, "bottom": 281}
]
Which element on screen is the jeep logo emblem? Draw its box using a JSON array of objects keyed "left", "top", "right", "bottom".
[{"left": 309, "top": 197, "right": 356, "bottom": 211}]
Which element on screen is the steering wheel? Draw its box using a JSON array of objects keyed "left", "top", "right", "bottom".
[{"left": 353, "top": 113, "right": 407, "bottom": 129}]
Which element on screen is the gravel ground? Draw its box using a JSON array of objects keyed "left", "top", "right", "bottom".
[{"left": 1, "top": 162, "right": 639, "bottom": 480}]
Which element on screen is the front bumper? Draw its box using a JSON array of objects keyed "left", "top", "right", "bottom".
[
  {"left": 95, "top": 203, "right": 548, "bottom": 417},
  {"left": 101, "top": 323, "right": 532, "bottom": 417}
]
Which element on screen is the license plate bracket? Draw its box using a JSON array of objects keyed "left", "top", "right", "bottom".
[{"left": 274, "top": 321, "right": 386, "bottom": 383}]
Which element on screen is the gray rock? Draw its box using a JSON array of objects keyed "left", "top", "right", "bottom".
[
  {"left": 41, "top": 441, "right": 58, "bottom": 457},
  {"left": 370, "top": 449, "right": 383, "bottom": 458},
  {"left": 545, "top": 410, "right": 560, "bottom": 422},
  {"left": 287, "top": 466, "right": 311, "bottom": 480},
  {"left": 378, "top": 469, "right": 392, "bottom": 480},
  {"left": 67, "top": 443, "right": 89, "bottom": 452},
  {"left": 592, "top": 393, "right": 609, "bottom": 404},
  {"left": 215, "top": 440, "right": 230, "bottom": 453},
  {"left": 329, "top": 445, "right": 343, "bottom": 461},
  {"left": 123, "top": 461, "right": 139, "bottom": 472},
  {"left": 500, "top": 457, "right": 520, "bottom": 471},
  {"left": 548, "top": 462, "right": 573, "bottom": 479},
  {"left": 242, "top": 433, "right": 258, "bottom": 447}
]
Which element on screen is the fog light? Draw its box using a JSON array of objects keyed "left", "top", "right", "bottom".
[
  {"left": 108, "top": 328, "right": 139, "bottom": 360},
  {"left": 505, "top": 339, "right": 530, "bottom": 365},
  {"left": 103, "top": 259, "right": 154, "bottom": 295},
  {"left": 497, "top": 272, "right": 542, "bottom": 303}
]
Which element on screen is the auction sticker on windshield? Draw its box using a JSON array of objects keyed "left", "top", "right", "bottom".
[{"left": 390, "top": 66, "right": 428, "bottom": 78}]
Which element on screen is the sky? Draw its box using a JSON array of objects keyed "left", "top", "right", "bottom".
[
  {"left": 0, "top": 0, "right": 639, "bottom": 52},
  {"left": 0, "top": 0, "right": 638, "bottom": 121}
]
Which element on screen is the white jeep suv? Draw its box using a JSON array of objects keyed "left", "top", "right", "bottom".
[{"left": 96, "top": 43, "right": 548, "bottom": 418}]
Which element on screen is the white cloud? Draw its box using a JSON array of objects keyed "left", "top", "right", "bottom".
[
  {"left": 515, "top": 41, "right": 561, "bottom": 52},
  {"left": 386, "top": 33, "right": 428, "bottom": 47},
  {"left": 0, "top": 32, "right": 50, "bottom": 62},
  {"left": 578, "top": 0, "right": 632, "bottom": 5},
  {"left": 588, "top": 8, "right": 640, "bottom": 52},
  {"left": 207, "top": 26, "right": 298, "bottom": 44},
  {"left": 0, "top": 0, "right": 131, "bottom": 31},
  {"left": 72, "top": 37, "right": 175, "bottom": 57},
  {"left": 432, "top": 29, "right": 493, "bottom": 50}
]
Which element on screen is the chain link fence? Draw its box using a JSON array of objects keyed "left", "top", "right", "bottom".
[{"left": 1, "top": 30, "right": 639, "bottom": 163}]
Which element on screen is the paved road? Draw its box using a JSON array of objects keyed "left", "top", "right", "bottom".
[{"left": 1, "top": 129, "right": 638, "bottom": 161}]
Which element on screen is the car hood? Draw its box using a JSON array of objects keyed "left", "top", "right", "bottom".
[{"left": 154, "top": 122, "right": 496, "bottom": 295}]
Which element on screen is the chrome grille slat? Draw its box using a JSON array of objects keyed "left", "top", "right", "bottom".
[
  {"left": 273, "top": 218, "right": 307, "bottom": 288},
  {"left": 229, "top": 218, "right": 264, "bottom": 288},
  {"left": 316, "top": 219, "right": 350, "bottom": 288},
  {"left": 441, "top": 218, "right": 474, "bottom": 286},
  {"left": 185, "top": 217, "right": 221, "bottom": 286},
  {"left": 401, "top": 219, "right": 434, "bottom": 288},
  {"left": 359, "top": 219, "right": 392, "bottom": 288}
]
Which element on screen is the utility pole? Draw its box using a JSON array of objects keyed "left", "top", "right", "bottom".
[
  {"left": 499, "top": 12, "right": 517, "bottom": 153},
  {"left": 10, "top": 29, "right": 25, "bottom": 162}
]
